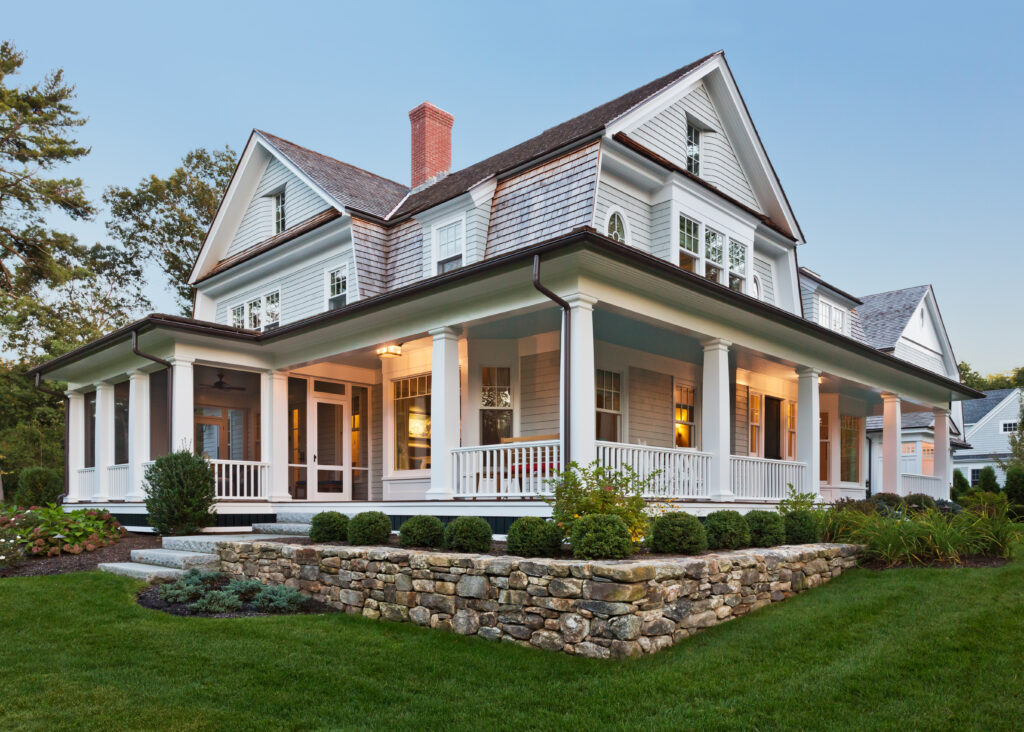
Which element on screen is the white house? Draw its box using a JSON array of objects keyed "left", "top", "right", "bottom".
[
  {"left": 954, "top": 388, "right": 1021, "bottom": 486},
  {"left": 30, "top": 51, "right": 979, "bottom": 532}
]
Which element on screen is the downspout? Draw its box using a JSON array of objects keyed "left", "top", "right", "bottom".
[
  {"left": 33, "top": 373, "right": 70, "bottom": 504},
  {"left": 131, "top": 330, "right": 173, "bottom": 456},
  {"left": 532, "top": 254, "right": 572, "bottom": 467}
]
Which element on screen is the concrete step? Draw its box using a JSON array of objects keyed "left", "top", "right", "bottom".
[
  {"left": 98, "top": 562, "right": 185, "bottom": 581},
  {"left": 130, "top": 548, "right": 219, "bottom": 570},
  {"left": 250, "top": 522, "right": 311, "bottom": 535},
  {"left": 160, "top": 533, "right": 286, "bottom": 553}
]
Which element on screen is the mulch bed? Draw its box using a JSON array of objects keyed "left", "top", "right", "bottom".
[
  {"left": 0, "top": 533, "right": 162, "bottom": 579},
  {"left": 136, "top": 581, "right": 338, "bottom": 618}
]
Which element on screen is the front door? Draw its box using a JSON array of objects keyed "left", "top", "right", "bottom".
[
  {"left": 764, "top": 397, "right": 783, "bottom": 460},
  {"left": 311, "top": 398, "right": 350, "bottom": 500}
]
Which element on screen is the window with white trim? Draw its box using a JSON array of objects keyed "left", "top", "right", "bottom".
[
  {"left": 728, "top": 239, "right": 747, "bottom": 292},
  {"left": 674, "top": 383, "right": 695, "bottom": 448},
  {"left": 595, "top": 369, "right": 621, "bottom": 442},
  {"left": 328, "top": 267, "right": 348, "bottom": 310},
  {"left": 1001, "top": 421, "right": 1019, "bottom": 434},
  {"left": 818, "top": 299, "right": 845, "bottom": 334},
  {"left": 394, "top": 375, "right": 431, "bottom": 471},
  {"left": 786, "top": 401, "right": 797, "bottom": 459},
  {"left": 480, "top": 367, "right": 512, "bottom": 445},
  {"left": 970, "top": 468, "right": 983, "bottom": 487},
  {"left": 677, "top": 214, "right": 749, "bottom": 294},
  {"left": 752, "top": 274, "right": 762, "bottom": 301},
  {"left": 704, "top": 227, "right": 725, "bottom": 285},
  {"left": 685, "top": 123, "right": 700, "bottom": 176},
  {"left": 679, "top": 215, "right": 700, "bottom": 273},
  {"left": 264, "top": 291, "right": 280, "bottom": 330},
  {"left": 230, "top": 305, "right": 245, "bottom": 329},
  {"left": 247, "top": 298, "right": 261, "bottom": 329},
  {"left": 606, "top": 211, "right": 626, "bottom": 243},
  {"left": 749, "top": 393, "right": 762, "bottom": 456},
  {"left": 434, "top": 218, "right": 464, "bottom": 274},
  {"left": 273, "top": 190, "right": 286, "bottom": 234},
  {"left": 820, "top": 412, "right": 830, "bottom": 482},
  {"left": 840, "top": 415, "right": 860, "bottom": 482},
  {"left": 238, "top": 291, "right": 280, "bottom": 331}
]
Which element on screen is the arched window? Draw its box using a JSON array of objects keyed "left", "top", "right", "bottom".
[
  {"left": 752, "top": 274, "right": 762, "bottom": 301},
  {"left": 606, "top": 211, "right": 627, "bottom": 243}
]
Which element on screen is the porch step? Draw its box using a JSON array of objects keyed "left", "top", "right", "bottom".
[
  {"left": 98, "top": 562, "right": 185, "bottom": 581},
  {"left": 130, "top": 548, "right": 219, "bottom": 570},
  {"left": 250, "top": 522, "right": 311, "bottom": 535},
  {"left": 275, "top": 511, "right": 322, "bottom": 523},
  {"left": 160, "top": 534, "right": 287, "bottom": 553}
]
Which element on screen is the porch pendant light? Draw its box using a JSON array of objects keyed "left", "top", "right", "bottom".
[{"left": 376, "top": 344, "right": 402, "bottom": 359}]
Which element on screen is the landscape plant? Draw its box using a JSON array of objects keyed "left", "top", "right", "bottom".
[
  {"left": 347, "top": 511, "right": 392, "bottom": 546},
  {"left": 309, "top": 511, "right": 349, "bottom": 543},
  {"left": 545, "top": 461, "right": 653, "bottom": 545},
  {"left": 903, "top": 493, "right": 938, "bottom": 512},
  {"left": 1003, "top": 466, "right": 1024, "bottom": 517},
  {"left": 977, "top": 466, "right": 1000, "bottom": 494},
  {"left": 744, "top": 510, "right": 786, "bottom": 548},
  {"left": 783, "top": 510, "right": 820, "bottom": 544},
  {"left": 648, "top": 511, "right": 707, "bottom": 555},
  {"left": 398, "top": 515, "right": 444, "bottom": 549},
  {"left": 144, "top": 451, "right": 216, "bottom": 535},
  {"left": 952, "top": 469, "right": 971, "bottom": 501},
  {"left": 504, "top": 516, "right": 563, "bottom": 557},
  {"left": 569, "top": 514, "right": 632, "bottom": 559},
  {"left": 443, "top": 516, "right": 492, "bottom": 553},
  {"left": 0, "top": 504, "right": 123, "bottom": 557},
  {"left": 703, "top": 510, "right": 751, "bottom": 550},
  {"left": 11, "top": 467, "right": 63, "bottom": 507},
  {"left": 156, "top": 570, "right": 309, "bottom": 614}
]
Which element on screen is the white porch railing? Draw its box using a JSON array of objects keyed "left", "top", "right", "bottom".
[
  {"left": 77, "top": 467, "right": 96, "bottom": 499},
  {"left": 596, "top": 442, "right": 712, "bottom": 499},
  {"left": 210, "top": 460, "right": 269, "bottom": 500},
  {"left": 730, "top": 456, "right": 806, "bottom": 500},
  {"left": 899, "top": 473, "right": 947, "bottom": 500},
  {"left": 107, "top": 465, "right": 130, "bottom": 500},
  {"left": 452, "top": 440, "right": 561, "bottom": 498}
]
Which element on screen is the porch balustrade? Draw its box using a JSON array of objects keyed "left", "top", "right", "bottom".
[
  {"left": 729, "top": 455, "right": 807, "bottom": 500},
  {"left": 210, "top": 459, "right": 269, "bottom": 500},
  {"left": 596, "top": 442, "right": 712, "bottom": 499},
  {"left": 107, "top": 465, "right": 130, "bottom": 500},
  {"left": 899, "top": 473, "right": 947, "bottom": 500},
  {"left": 451, "top": 440, "right": 562, "bottom": 498},
  {"left": 77, "top": 467, "right": 96, "bottom": 499}
]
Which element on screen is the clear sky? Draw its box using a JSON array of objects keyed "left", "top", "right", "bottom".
[{"left": 6, "top": 0, "right": 1023, "bottom": 373}]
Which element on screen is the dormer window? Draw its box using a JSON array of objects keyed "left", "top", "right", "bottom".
[
  {"left": 728, "top": 239, "right": 746, "bottom": 292},
  {"left": 328, "top": 267, "right": 348, "bottom": 310},
  {"left": 686, "top": 123, "right": 700, "bottom": 176},
  {"left": 247, "top": 297, "right": 261, "bottom": 329},
  {"left": 704, "top": 228, "right": 725, "bottom": 284},
  {"left": 273, "top": 190, "right": 286, "bottom": 234},
  {"left": 231, "top": 305, "right": 245, "bottom": 329},
  {"left": 819, "top": 299, "right": 845, "bottom": 333},
  {"left": 679, "top": 215, "right": 700, "bottom": 272},
  {"left": 264, "top": 292, "right": 280, "bottom": 330},
  {"left": 434, "top": 217, "right": 464, "bottom": 274},
  {"left": 606, "top": 211, "right": 627, "bottom": 243},
  {"left": 235, "top": 291, "right": 280, "bottom": 331}
]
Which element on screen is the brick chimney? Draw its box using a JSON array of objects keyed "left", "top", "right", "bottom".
[{"left": 409, "top": 102, "right": 454, "bottom": 188}]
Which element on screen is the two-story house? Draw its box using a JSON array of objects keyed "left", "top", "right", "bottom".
[
  {"left": 30, "top": 51, "right": 979, "bottom": 532},
  {"left": 954, "top": 388, "right": 1022, "bottom": 486}
]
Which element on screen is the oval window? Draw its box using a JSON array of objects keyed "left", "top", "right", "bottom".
[{"left": 607, "top": 212, "right": 626, "bottom": 243}]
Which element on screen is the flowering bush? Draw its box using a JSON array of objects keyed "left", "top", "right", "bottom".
[
  {"left": 0, "top": 504, "right": 124, "bottom": 558},
  {"left": 545, "top": 462, "right": 654, "bottom": 545}
]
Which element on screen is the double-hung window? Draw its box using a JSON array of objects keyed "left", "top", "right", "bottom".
[
  {"left": 749, "top": 393, "right": 762, "bottom": 456},
  {"left": 263, "top": 292, "right": 280, "bottom": 330},
  {"left": 728, "top": 239, "right": 747, "bottom": 292},
  {"left": 480, "top": 367, "right": 512, "bottom": 445},
  {"left": 230, "top": 305, "right": 245, "bottom": 329},
  {"left": 273, "top": 190, "right": 286, "bottom": 234},
  {"left": 674, "top": 383, "right": 695, "bottom": 448},
  {"left": 328, "top": 267, "right": 348, "bottom": 310},
  {"left": 704, "top": 228, "right": 725, "bottom": 284},
  {"left": 818, "top": 298, "right": 845, "bottom": 333},
  {"left": 237, "top": 291, "right": 280, "bottom": 331},
  {"left": 685, "top": 123, "right": 700, "bottom": 175},
  {"left": 394, "top": 375, "right": 431, "bottom": 470},
  {"left": 435, "top": 218, "right": 464, "bottom": 274},
  {"left": 679, "top": 215, "right": 700, "bottom": 272},
  {"left": 677, "top": 214, "right": 749, "bottom": 293},
  {"left": 247, "top": 298, "right": 262, "bottom": 329},
  {"left": 595, "top": 369, "right": 621, "bottom": 442},
  {"left": 819, "top": 413, "right": 830, "bottom": 482},
  {"left": 786, "top": 402, "right": 797, "bottom": 459},
  {"left": 840, "top": 415, "right": 860, "bottom": 482}
]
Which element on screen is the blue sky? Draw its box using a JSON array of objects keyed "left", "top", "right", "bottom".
[{"left": 6, "top": 1, "right": 1023, "bottom": 373}]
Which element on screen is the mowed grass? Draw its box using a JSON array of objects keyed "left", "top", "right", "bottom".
[{"left": 1, "top": 558, "right": 1023, "bottom": 731}]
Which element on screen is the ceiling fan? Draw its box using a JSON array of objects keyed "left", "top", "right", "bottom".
[{"left": 199, "top": 372, "right": 246, "bottom": 391}]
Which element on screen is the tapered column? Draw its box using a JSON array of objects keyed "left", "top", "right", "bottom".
[
  {"left": 566, "top": 294, "right": 597, "bottom": 467},
  {"left": 933, "top": 407, "right": 950, "bottom": 496},
  {"left": 263, "top": 371, "right": 291, "bottom": 502},
  {"left": 702, "top": 338, "right": 733, "bottom": 501},
  {"left": 127, "top": 371, "right": 150, "bottom": 501},
  {"left": 797, "top": 367, "right": 821, "bottom": 495},
  {"left": 66, "top": 391, "right": 85, "bottom": 502},
  {"left": 170, "top": 357, "right": 194, "bottom": 453},
  {"left": 427, "top": 326, "right": 460, "bottom": 499},
  {"left": 882, "top": 393, "right": 902, "bottom": 494},
  {"left": 94, "top": 382, "right": 115, "bottom": 501}
]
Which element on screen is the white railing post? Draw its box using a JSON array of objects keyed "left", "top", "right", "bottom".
[
  {"left": 127, "top": 370, "right": 150, "bottom": 502},
  {"left": 796, "top": 367, "right": 821, "bottom": 495},
  {"left": 449, "top": 440, "right": 562, "bottom": 498},
  {"left": 93, "top": 382, "right": 114, "bottom": 502},
  {"left": 701, "top": 338, "right": 733, "bottom": 501}
]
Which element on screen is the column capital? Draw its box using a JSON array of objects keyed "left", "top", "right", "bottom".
[
  {"left": 128, "top": 368, "right": 149, "bottom": 379},
  {"left": 796, "top": 366, "right": 821, "bottom": 379},
  {"left": 565, "top": 293, "right": 598, "bottom": 309},
  {"left": 428, "top": 325, "right": 460, "bottom": 338},
  {"left": 700, "top": 337, "right": 732, "bottom": 353},
  {"left": 881, "top": 392, "right": 902, "bottom": 403},
  {"left": 168, "top": 355, "right": 195, "bottom": 366},
  {"left": 932, "top": 405, "right": 951, "bottom": 416}
]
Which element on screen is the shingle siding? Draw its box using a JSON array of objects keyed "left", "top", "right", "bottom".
[
  {"left": 519, "top": 351, "right": 560, "bottom": 436},
  {"left": 627, "top": 367, "right": 672, "bottom": 447},
  {"left": 349, "top": 218, "right": 391, "bottom": 299},
  {"left": 385, "top": 219, "right": 425, "bottom": 292}
]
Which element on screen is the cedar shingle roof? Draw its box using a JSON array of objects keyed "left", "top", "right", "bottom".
[{"left": 856, "top": 285, "right": 930, "bottom": 351}]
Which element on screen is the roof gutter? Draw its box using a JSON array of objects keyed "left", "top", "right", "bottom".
[
  {"left": 132, "top": 331, "right": 173, "bottom": 457},
  {"left": 532, "top": 254, "right": 572, "bottom": 467},
  {"left": 33, "top": 374, "right": 70, "bottom": 504}
]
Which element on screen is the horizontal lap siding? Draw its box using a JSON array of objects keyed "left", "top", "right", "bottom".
[
  {"left": 594, "top": 179, "right": 653, "bottom": 254},
  {"left": 753, "top": 256, "right": 775, "bottom": 305},
  {"left": 734, "top": 384, "right": 749, "bottom": 455},
  {"left": 628, "top": 367, "right": 672, "bottom": 447},
  {"left": 371, "top": 383, "right": 383, "bottom": 500},
  {"left": 800, "top": 281, "right": 817, "bottom": 323},
  {"left": 630, "top": 83, "right": 760, "bottom": 212},
  {"left": 893, "top": 340, "right": 945, "bottom": 376},
  {"left": 650, "top": 200, "right": 673, "bottom": 262},
  {"left": 520, "top": 351, "right": 560, "bottom": 437},
  {"left": 227, "top": 158, "right": 329, "bottom": 258},
  {"left": 486, "top": 142, "right": 600, "bottom": 257}
]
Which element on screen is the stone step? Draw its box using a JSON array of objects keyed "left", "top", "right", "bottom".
[
  {"left": 98, "top": 562, "right": 185, "bottom": 581},
  {"left": 275, "top": 511, "right": 321, "bottom": 523},
  {"left": 160, "top": 533, "right": 286, "bottom": 553},
  {"left": 130, "top": 548, "right": 219, "bottom": 570},
  {"left": 250, "top": 522, "right": 311, "bottom": 535}
]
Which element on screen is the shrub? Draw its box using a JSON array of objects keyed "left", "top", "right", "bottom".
[
  {"left": 144, "top": 451, "right": 216, "bottom": 536},
  {"left": 545, "top": 462, "right": 652, "bottom": 545},
  {"left": 872, "top": 493, "right": 904, "bottom": 511},
  {"left": 1003, "top": 467, "right": 1024, "bottom": 511},
  {"left": 225, "top": 578, "right": 265, "bottom": 602},
  {"left": 904, "top": 493, "right": 938, "bottom": 512},
  {"left": 777, "top": 485, "right": 819, "bottom": 515},
  {"left": 960, "top": 491, "right": 1008, "bottom": 518},
  {"left": 0, "top": 525, "right": 24, "bottom": 568},
  {"left": 399, "top": 515, "right": 444, "bottom": 548},
  {"left": 347, "top": 511, "right": 392, "bottom": 546},
  {"left": 570, "top": 514, "right": 632, "bottom": 559},
  {"left": 443, "top": 516, "right": 492, "bottom": 553},
  {"left": 253, "top": 584, "right": 308, "bottom": 613},
  {"left": 703, "top": 510, "right": 750, "bottom": 550},
  {"left": 784, "top": 510, "right": 820, "bottom": 544},
  {"left": 831, "top": 498, "right": 879, "bottom": 514},
  {"left": 0, "top": 504, "right": 123, "bottom": 557},
  {"left": 12, "top": 467, "right": 63, "bottom": 507},
  {"left": 952, "top": 468, "right": 971, "bottom": 501},
  {"left": 978, "top": 466, "right": 1000, "bottom": 493},
  {"left": 309, "top": 511, "right": 349, "bottom": 543},
  {"left": 505, "top": 517, "right": 563, "bottom": 557},
  {"left": 190, "top": 589, "right": 242, "bottom": 614},
  {"left": 648, "top": 512, "right": 707, "bottom": 555},
  {"left": 159, "top": 569, "right": 222, "bottom": 604},
  {"left": 744, "top": 511, "right": 786, "bottom": 548}
]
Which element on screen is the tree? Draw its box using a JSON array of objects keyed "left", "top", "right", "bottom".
[
  {"left": 977, "top": 465, "right": 1000, "bottom": 493},
  {"left": 952, "top": 468, "right": 971, "bottom": 502},
  {"left": 104, "top": 146, "right": 237, "bottom": 314},
  {"left": 998, "top": 396, "right": 1024, "bottom": 473},
  {"left": 958, "top": 361, "right": 985, "bottom": 389}
]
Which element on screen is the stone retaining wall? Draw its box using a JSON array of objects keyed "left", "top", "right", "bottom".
[{"left": 217, "top": 542, "right": 860, "bottom": 659}]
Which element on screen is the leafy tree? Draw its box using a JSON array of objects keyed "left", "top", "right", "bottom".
[
  {"left": 977, "top": 465, "right": 1000, "bottom": 494},
  {"left": 958, "top": 361, "right": 985, "bottom": 389},
  {"left": 104, "top": 146, "right": 237, "bottom": 314},
  {"left": 952, "top": 468, "right": 971, "bottom": 502},
  {"left": 998, "top": 396, "right": 1024, "bottom": 473}
]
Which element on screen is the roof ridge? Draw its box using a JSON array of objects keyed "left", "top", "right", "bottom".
[
  {"left": 860, "top": 284, "right": 930, "bottom": 300},
  {"left": 256, "top": 129, "right": 409, "bottom": 192}
]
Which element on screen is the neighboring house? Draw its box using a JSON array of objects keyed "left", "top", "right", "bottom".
[
  {"left": 954, "top": 388, "right": 1022, "bottom": 486},
  {"left": 30, "top": 51, "right": 979, "bottom": 532}
]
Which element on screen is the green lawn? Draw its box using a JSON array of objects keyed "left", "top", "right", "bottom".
[{"left": 1, "top": 560, "right": 1023, "bottom": 731}]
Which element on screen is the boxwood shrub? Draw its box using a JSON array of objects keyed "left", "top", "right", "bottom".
[
  {"left": 505, "top": 516, "right": 563, "bottom": 557},
  {"left": 648, "top": 512, "right": 707, "bottom": 555},
  {"left": 744, "top": 510, "right": 785, "bottom": 548},
  {"left": 443, "top": 516, "right": 492, "bottom": 553},
  {"left": 703, "top": 510, "right": 750, "bottom": 550},
  {"left": 143, "top": 451, "right": 216, "bottom": 536},
  {"left": 309, "top": 511, "right": 349, "bottom": 543},
  {"left": 903, "top": 493, "right": 938, "bottom": 512},
  {"left": 347, "top": 511, "right": 392, "bottom": 545},
  {"left": 570, "top": 513, "right": 632, "bottom": 559},
  {"left": 784, "top": 509, "right": 819, "bottom": 544},
  {"left": 399, "top": 515, "right": 445, "bottom": 548}
]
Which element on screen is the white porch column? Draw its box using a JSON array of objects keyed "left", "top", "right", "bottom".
[
  {"left": 66, "top": 391, "right": 85, "bottom": 502},
  {"left": 882, "top": 393, "right": 902, "bottom": 494},
  {"left": 567, "top": 294, "right": 597, "bottom": 467},
  {"left": 263, "top": 371, "right": 291, "bottom": 502},
  {"left": 427, "top": 326, "right": 460, "bottom": 499},
  {"left": 94, "top": 382, "right": 115, "bottom": 501},
  {"left": 170, "top": 357, "right": 194, "bottom": 453},
  {"left": 933, "top": 407, "right": 951, "bottom": 494},
  {"left": 796, "top": 367, "right": 821, "bottom": 495},
  {"left": 701, "top": 338, "right": 733, "bottom": 501},
  {"left": 127, "top": 370, "right": 150, "bottom": 502}
]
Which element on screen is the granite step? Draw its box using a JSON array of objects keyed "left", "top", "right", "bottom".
[
  {"left": 130, "top": 548, "right": 219, "bottom": 570},
  {"left": 160, "top": 533, "right": 287, "bottom": 553},
  {"left": 250, "top": 522, "right": 311, "bottom": 536},
  {"left": 98, "top": 562, "right": 185, "bottom": 581}
]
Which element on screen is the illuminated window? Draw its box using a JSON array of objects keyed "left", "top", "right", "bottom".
[
  {"left": 749, "top": 393, "right": 762, "bottom": 456},
  {"left": 395, "top": 375, "right": 431, "bottom": 470},
  {"left": 786, "top": 402, "right": 797, "bottom": 459},
  {"left": 480, "top": 367, "right": 512, "bottom": 445},
  {"left": 820, "top": 412, "right": 830, "bottom": 482},
  {"left": 674, "top": 384, "right": 695, "bottom": 448},
  {"left": 840, "top": 415, "right": 860, "bottom": 482},
  {"left": 595, "top": 369, "right": 621, "bottom": 442}
]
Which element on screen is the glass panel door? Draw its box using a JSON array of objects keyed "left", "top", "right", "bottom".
[{"left": 313, "top": 399, "right": 349, "bottom": 500}]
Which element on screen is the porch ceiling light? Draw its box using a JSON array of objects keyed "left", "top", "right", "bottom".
[{"left": 376, "top": 344, "right": 402, "bottom": 359}]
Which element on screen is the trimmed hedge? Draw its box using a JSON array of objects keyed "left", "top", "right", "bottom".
[
  {"left": 570, "top": 514, "right": 632, "bottom": 559},
  {"left": 784, "top": 510, "right": 819, "bottom": 544},
  {"left": 704, "top": 510, "right": 750, "bottom": 550},
  {"left": 399, "top": 515, "right": 445, "bottom": 548},
  {"left": 309, "top": 512, "right": 349, "bottom": 543},
  {"left": 744, "top": 510, "right": 785, "bottom": 548},
  {"left": 648, "top": 512, "right": 707, "bottom": 555},
  {"left": 443, "top": 516, "right": 492, "bottom": 553},
  {"left": 347, "top": 511, "right": 392, "bottom": 546},
  {"left": 143, "top": 451, "right": 216, "bottom": 536},
  {"left": 505, "top": 516, "right": 563, "bottom": 557}
]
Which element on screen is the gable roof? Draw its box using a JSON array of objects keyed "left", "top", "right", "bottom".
[
  {"left": 963, "top": 388, "right": 1018, "bottom": 424},
  {"left": 855, "top": 285, "right": 930, "bottom": 350}
]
